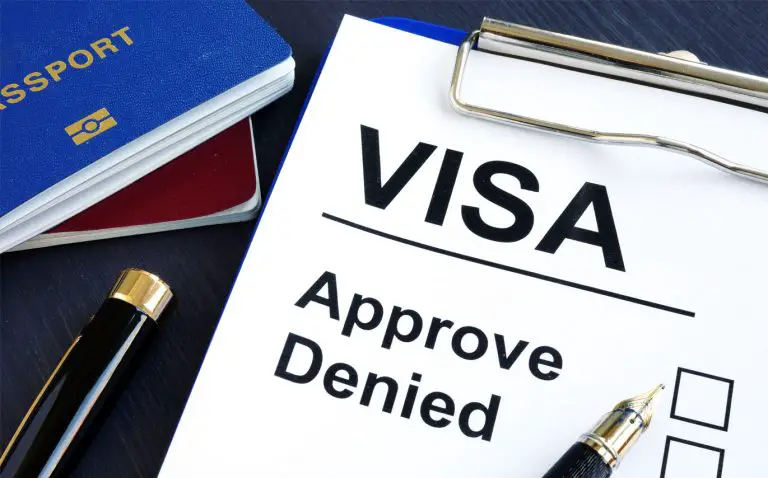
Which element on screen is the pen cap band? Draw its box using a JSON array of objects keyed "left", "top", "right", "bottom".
[{"left": 109, "top": 269, "right": 173, "bottom": 320}]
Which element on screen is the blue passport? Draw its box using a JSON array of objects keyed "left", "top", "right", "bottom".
[{"left": 0, "top": 1, "right": 293, "bottom": 252}]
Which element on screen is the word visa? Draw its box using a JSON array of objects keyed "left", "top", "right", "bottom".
[{"left": 360, "top": 125, "right": 626, "bottom": 271}]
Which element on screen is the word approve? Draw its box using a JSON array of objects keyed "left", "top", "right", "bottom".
[
  {"left": 360, "top": 125, "right": 626, "bottom": 271},
  {"left": 295, "top": 271, "right": 564, "bottom": 381}
]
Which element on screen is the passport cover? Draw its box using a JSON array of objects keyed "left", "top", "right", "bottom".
[{"left": 0, "top": 1, "right": 290, "bottom": 218}]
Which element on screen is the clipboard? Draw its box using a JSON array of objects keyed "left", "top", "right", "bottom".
[{"left": 162, "top": 15, "right": 768, "bottom": 477}]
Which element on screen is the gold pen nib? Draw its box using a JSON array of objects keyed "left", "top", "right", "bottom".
[{"left": 613, "top": 384, "right": 665, "bottom": 428}]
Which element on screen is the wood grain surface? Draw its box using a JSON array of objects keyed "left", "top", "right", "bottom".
[{"left": 2, "top": 1, "right": 767, "bottom": 476}]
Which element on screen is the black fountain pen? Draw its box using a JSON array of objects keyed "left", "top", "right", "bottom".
[
  {"left": 0, "top": 269, "right": 173, "bottom": 478},
  {"left": 543, "top": 384, "right": 664, "bottom": 478}
]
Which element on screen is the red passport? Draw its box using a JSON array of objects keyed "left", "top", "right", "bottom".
[{"left": 13, "top": 119, "right": 260, "bottom": 250}]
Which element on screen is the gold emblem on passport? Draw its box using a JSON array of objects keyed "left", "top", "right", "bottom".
[{"left": 65, "top": 108, "right": 117, "bottom": 145}]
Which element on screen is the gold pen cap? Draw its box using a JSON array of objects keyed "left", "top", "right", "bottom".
[
  {"left": 109, "top": 269, "right": 173, "bottom": 321},
  {"left": 579, "top": 384, "right": 664, "bottom": 469}
]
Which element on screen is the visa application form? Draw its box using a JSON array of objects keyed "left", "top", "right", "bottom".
[{"left": 161, "top": 16, "right": 768, "bottom": 477}]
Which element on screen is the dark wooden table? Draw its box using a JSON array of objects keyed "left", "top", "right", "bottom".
[{"left": 2, "top": 1, "right": 767, "bottom": 476}]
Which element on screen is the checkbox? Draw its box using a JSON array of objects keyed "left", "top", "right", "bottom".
[
  {"left": 660, "top": 436, "right": 724, "bottom": 478},
  {"left": 670, "top": 367, "right": 734, "bottom": 431}
]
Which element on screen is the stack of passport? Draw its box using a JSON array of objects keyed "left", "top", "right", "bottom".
[{"left": 0, "top": 1, "right": 294, "bottom": 252}]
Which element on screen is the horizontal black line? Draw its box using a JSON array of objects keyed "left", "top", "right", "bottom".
[
  {"left": 322, "top": 212, "right": 695, "bottom": 318},
  {"left": 677, "top": 367, "right": 734, "bottom": 384},
  {"left": 666, "top": 435, "right": 726, "bottom": 455},
  {"left": 669, "top": 415, "right": 728, "bottom": 432}
]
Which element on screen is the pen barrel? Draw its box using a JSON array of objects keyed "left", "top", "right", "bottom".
[
  {"left": 542, "top": 442, "right": 612, "bottom": 478},
  {"left": 0, "top": 298, "right": 157, "bottom": 478}
]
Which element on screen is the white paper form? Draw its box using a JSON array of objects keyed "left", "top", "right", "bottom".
[{"left": 161, "top": 16, "right": 768, "bottom": 477}]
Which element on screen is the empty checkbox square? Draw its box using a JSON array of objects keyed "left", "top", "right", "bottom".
[
  {"left": 660, "top": 436, "right": 724, "bottom": 478},
  {"left": 670, "top": 367, "right": 734, "bottom": 431}
]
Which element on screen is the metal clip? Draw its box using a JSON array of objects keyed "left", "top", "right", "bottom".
[{"left": 449, "top": 18, "right": 768, "bottom": 185}]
